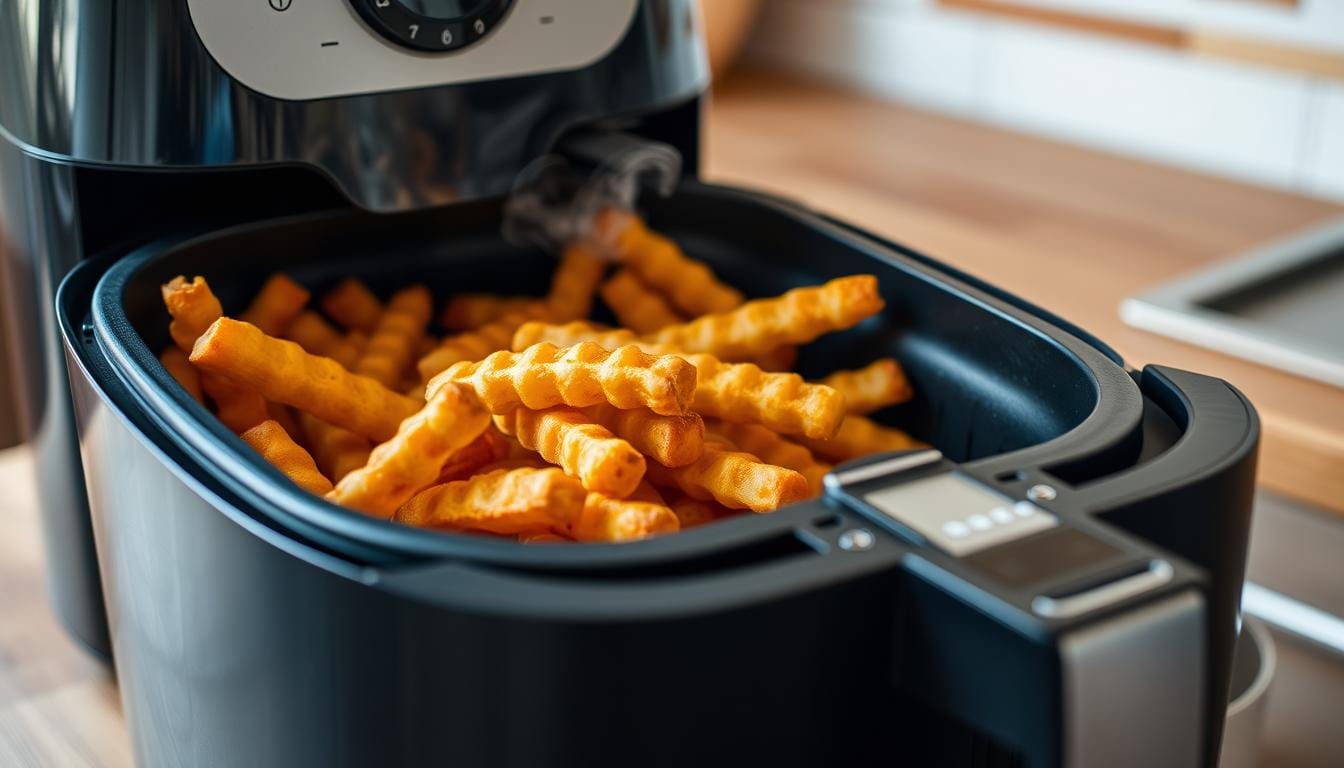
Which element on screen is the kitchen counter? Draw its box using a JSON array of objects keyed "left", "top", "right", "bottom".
[{"left": 2, "top": 70, "right": 1342, "bottom": 766}]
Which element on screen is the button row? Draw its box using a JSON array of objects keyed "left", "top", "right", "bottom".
[{"left": 942, "top": 501, "right": 1041, "bottom": 539}]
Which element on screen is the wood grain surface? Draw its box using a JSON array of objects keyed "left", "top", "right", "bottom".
[{"left": 2, "top": 70, "right": 1342, "bottom": 767}]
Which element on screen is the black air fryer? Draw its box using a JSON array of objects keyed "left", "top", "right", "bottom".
[{"left": 1, "top": 2, "right": 1256, "bottom": 767}]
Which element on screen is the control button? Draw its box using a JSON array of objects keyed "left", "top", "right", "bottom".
[
  {"left": 1026, "top": 483, "right": 1058, "bottom": 502},
  {"left": 990, "top": 507, "right": 1015, "bottom": 525},
  {"left": 942, "top": 520, "right": 971, "bottom": 539},
  {"left": 837, "top": 529, "right": 875, "bottom": 552},
  {"left": 269, "top": 0, "right": 292, "bottom": 10},
  {"left": 967, "top": 514, "right": 993, "bottom": 531},
  {"left": 1013, "top": 501, "right": 1039, "bottom": 518}
]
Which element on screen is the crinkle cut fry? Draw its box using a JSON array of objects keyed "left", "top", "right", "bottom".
[
  {"left": 356, "top": 285, "right": 432, "bottom": 387},
  {"left": 394, "top": 467, "right": 586, "bottom": 535},
  {"left": 646, "top": 275, "right": 884, "bottom": 360},
  {"left": 431, "top": 342, "right": 696, "bottom": 417},
  {"left": 599, "top": 269, "right": 684, "bottom": 334},
  {"left": 417, "top": 304, "right": 552, "bottom": 382},
  {"left": 706, "top": 419, "right": 831, "bottom": 497},
  {"left": 328, "top": 382, "right": 491, "bottom": 518},
  {"left": 321, "top": 278, "right": 383, "bottom": 332},
  {"left": 795, "top": 415, "right": 924, "bottom": 463},
  {"left": 580, "top": 403, "right": 704, "bottom": 468},
  {"left": 643, "top": 441, "right": 809, "bottom": 513},
  {"left": 190, "top": 318, "right": 420, "bottom": 442},
  {"left": 239, "top": 273, "right": 310, "bottom": 337},
  {"left": 593, "top": 208, "right": 743, "bottom": 316},
  {"left": 299, "top": 412, "right": 371, "bottom": 483},
  {"left": 441, "top": 293, "right": 544, "bottom": 331},
  {"left": 494, "top": 407, "right": 646, "bottom": 498},
  {"left": 436, "top": 428, "right": 512, "bottom": 483},
  {"left": 240, "top": 419, "right": 333, "bottom": 496},
  {"left": 819, "top": 359, "right": 913, "bottom": 415},
  {"left": 545, "top": 242, "right": 606, "bottom": 321},
  {"left": 512, "top": 321, "right": 640, "bottom": 353},
  {"left": 571, "top": 492, "right": 679, "bottom": 542},
  {"left": 159, "top": 347, "right": 204, "bottom": 404},
  {"left": 683, "top": 353, "right": 845, "bottom": 440},
  {"left": 285, "top": 310, "right": 357, "bottom": 366}
]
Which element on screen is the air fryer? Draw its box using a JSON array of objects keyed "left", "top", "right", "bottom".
[{"left": 2, "top": 2, "right": 1256, "bottom": 767}]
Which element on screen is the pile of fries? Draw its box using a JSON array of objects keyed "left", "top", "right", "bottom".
[{"left": 157, "top": 207, "right": 919, "bottom": 543}]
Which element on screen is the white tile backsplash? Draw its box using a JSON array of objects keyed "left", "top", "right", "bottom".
[{"left": 747, "top": 0, "right": 1344, "bottom": 202}]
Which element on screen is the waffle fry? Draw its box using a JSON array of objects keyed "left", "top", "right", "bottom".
[
  {"left": 417, "top": 304, "right": 552, "bottom": 382},
  {"left": 571, "top": 492, "right": 679, "bottom": 542},
  {"left": 494, "top": 407, "right": 646, "bottom": 497},
  {"left": 706, "top": 419, "right": 831, "bottom": 497},
  {"left": 795, "top": 415, "right": 923, "bottom": 463},
  {"left": 356, "top": 285, "right": 432, "bottom": 387},
  {"left": 240, "top": 419, "right": 333, "bottom": 496},
  {"left": 300, "top": 413, "right": 372, "bottom": 483},
  {"left": 580, "top": 403, "right": 704, "bottom": 468},
  {"left": 394, "top": 467, "right": 586, "bottom": 535},
  {"left": 432, "top": 342, "right": 697, "bottom": 417},
  {"left": 545, "top": 242, "right": 606, "bottom": 321},
  {"left": 593, "top": 208, "right": 743, "bottom": 316},
  {"left": 159, "top": 347, "right": 203, "bottom": 404},
  {"left": 683, "top": 353, "right": 845, "bottom": 439},
  {"left": 512, "top": 320, "right": 639, "bottom": 353},
  {"left": 328, "top": 382, "right": 491, "bottom": 517},
  {"left": 190, "top": 318, "right": 420, "bottom": 441},
  {"left": 644, "top": 441, "right": 809, "bottom": 512},
  {"left": 239, "top": 274, "right": 310, "bottom": 336},
  {"left": 285, "top": 310, "right": 355, "bottom": 366},
  {"left": 647, "top": 275, "right": 884, "bottom": 360},
  {"left": 321, "top": 278, "right": 383, "bottom": 332},
  {"left": 599, "top": 270, "right": 683, "bottom": 334},
  {"left": 436, "top": 428, "right": 512, "bottom": 483},
  {"left": 819, "top": 359, "right": 912, "bottom": 415},
  {"left": 441, "top": 293, "right": 543, "bottom": 331}
]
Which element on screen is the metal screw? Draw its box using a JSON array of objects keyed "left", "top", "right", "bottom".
[
  {"left": 837, "top": 529, "right": 875, "bottom": 552},
  {"left": 1026, "top": 484, "right": 1057, "bottom": 502}
]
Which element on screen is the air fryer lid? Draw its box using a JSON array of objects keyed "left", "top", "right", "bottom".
[{"left": 88, "top": 182, "right": 1142, "bottom": 567}]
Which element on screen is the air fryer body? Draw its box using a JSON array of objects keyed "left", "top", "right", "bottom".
[{"left": 0, "top": 0, "right": 707, "bottom": 660}]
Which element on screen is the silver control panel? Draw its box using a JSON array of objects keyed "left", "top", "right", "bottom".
[
  {"left": 186, "top": 0, "right": 642, "bottom": 100},
  {"left": 862, "top": 473, "right": 1059, "bottom": 556}
]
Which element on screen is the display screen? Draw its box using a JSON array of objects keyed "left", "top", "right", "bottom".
[{"left": 963, "top": 527, "right": 1125, "bottom": 589}]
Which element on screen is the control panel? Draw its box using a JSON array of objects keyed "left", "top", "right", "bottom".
[{"left": 186, "top": 0, "right": 640, "bottom": 100}]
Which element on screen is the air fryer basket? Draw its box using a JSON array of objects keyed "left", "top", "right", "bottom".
[{"left": 90, "top": 181, "right": 1140, "bottom": 566}]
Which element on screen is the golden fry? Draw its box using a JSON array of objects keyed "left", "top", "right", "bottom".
[
  {"left": 299, "top": 413, "right": 371, "bottom": 483},
  {"left": 646, "top": 275, "right": 884, "bottom": 360},
  {"left": 417, "top": 304, "right": 552, "bottom": 382},
  {"left": 239, "top": 274, "right": 310, "bottom": 336},
  {"left": 545, "top": 242, "right": 606, "bottom": 321},
  {"left": 819, "top": 359, "right": 912, "bottom": 415},
  {"left": 394, "top": 467, "right": 586, "bottom": 535},
  {"left": 328, "top": 382, "right": 491, "bottom": 517},
  {"left": 512, "top": 320, "right": 639, "bottom": 353},
  {"left": 159, "top": 347, "right": 203, "bottom": 404},
  {"left": 664, "top": 492, "right": 731, "bottom": 529},
  {"left": 432, "top": 341, "right": 696, "bottom": 417},
  {"left": 707, "top": 419, "right": 831, "bottom": 497},
  {"left": 436, "top": 428, "right": 512, "bottom": 482},
  {"left": 240, "top": 419, "right": 333, "bottom": 496},
  {"left": 355, "top": 285, "right": 432, "bottom": 387},
  {"left": 441, "top": 293, "right": 543, "bottom": 331},
  {"left": 162, "top": 276, "right": 225, "bottom": 352},
  {"left": 494, "top": 407, "right": 646, "bottom": 498},
  {"left": 190, "top": 318, "right": 420, "bottom": 441},
  {"left": 795, "top": 415, "right": 923, "bottom": 463},
  {"left": 285, "top": 310, "right": 355, "bottom": 366},
  {"left": 571, "top": 492, "right": 679, "bottom": 542},
  {"left": 599, "top": 270, "right": 683, "bottom": 334},
  {"left": 683, "top": 353, "right": 845, "bottom": 439},
  {"left": 593, "top": 208, "right": 742, "bottom": 316},
  {"left": 643, "top": 441, "right": 809, "bottom": 512},
  {"left": 580, "top": 403, "right": 704, "bottom": 468},
  {"left": 320, "top": 278, "right": 383, "bottom": 332}
]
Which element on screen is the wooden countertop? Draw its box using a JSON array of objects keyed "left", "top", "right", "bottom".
[
  {"left": 2, "top": 70, "right": 1342, "bottom": 765},
  {"left": 705, "top": 71, "right": 1344, "bottom": 515}
]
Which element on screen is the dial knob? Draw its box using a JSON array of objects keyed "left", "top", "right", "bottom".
[{"left": 351, "top": 0, "right": 513, "bottom": 53}]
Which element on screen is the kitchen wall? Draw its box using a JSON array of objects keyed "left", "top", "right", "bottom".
[{"left": 747, "top": 0, "right": 1344, "bottom": 201}]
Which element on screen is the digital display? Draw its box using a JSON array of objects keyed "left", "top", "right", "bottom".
[{"left": 862, "top": 472, "right": 1057, "bottom": 556}]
